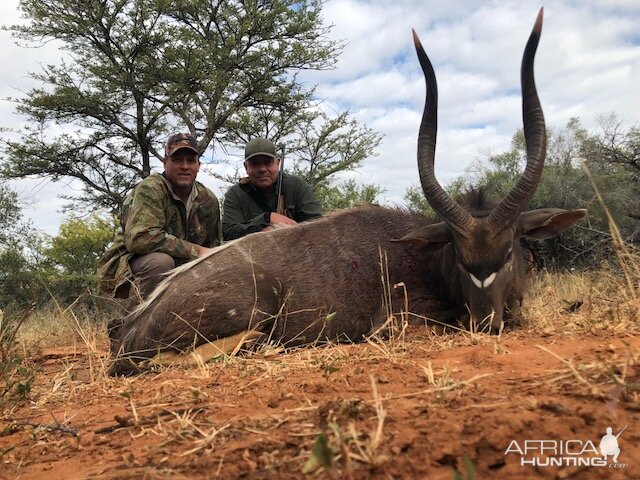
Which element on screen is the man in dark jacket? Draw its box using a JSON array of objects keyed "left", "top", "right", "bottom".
[
  {"left": 222, "top": 138, "right": 323, "bottom": 241},
  {"left": 98, "top": 133, "right": 222, "bottom": 299}
]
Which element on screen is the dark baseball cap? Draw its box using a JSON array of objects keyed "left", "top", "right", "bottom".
[
  {"left": 165, "top": 133, "right": 199, "bottom": 158},
  {"left": 245, "top": 138, "right": 277, "bottom": 162}
]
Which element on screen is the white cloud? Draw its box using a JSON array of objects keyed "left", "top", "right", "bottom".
[{"left": 317, "top": 70, "right": 415, "bottom": 107}]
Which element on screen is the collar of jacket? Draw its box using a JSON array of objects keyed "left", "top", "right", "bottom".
[
  {"left": 158, "top": 172, "right": 199, "bottom": 203},
  {"left": 239, "top": 175, "right": 281, "bottom": 196}
]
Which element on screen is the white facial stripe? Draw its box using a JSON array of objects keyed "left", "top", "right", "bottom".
[
  {"left": 469, "top": 271, "right": 498, "bottom": 289},
  {"left": 469, "top": 273, "right": 483, "bottom": 289},
  {"left": 483, "top": 272, "right": 497, "bottom": 288}
]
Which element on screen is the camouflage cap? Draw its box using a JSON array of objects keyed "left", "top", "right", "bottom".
[
  {"left": 165, "top": 133, "right": 199, "bottom": 158},
  {"left": 245, "top": 137, "right": 277, "bottom": 161}
]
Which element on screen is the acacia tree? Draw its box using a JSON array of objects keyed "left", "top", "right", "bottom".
[
  {"left": 0, "top": 186, "right": 44, "bottom": 312},
  {"left": 289, "top": 111, "right": 382, "bottom": 190},
  {"left": 0, "top": 189, "right": 115, "bottom": 310},
  {"left": 580, "top": 115, "right": 640, "bottom": 229},
  {"left": 218, "top": 105, "right": 384, "bottom": 209},
  {"left": 314, "top": 179, "right": 385, "bottom": 211},
  {"left": 41, "top": 214, "right": 116, "bottom": 303},
  {"left": 1, "top": 0, "right": 343, "bottom": 212},
  {"left": 0, "top": 186, "right": 25, "bottom": 247},
  {"left": 404, "top": 179, "right": 465, "bottom": 220}
]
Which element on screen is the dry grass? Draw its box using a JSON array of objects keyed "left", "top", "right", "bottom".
[
  {"left": 16, "top": 302, "right": 110, "bottom": 352},
  {"left": 2, "top": 167, "right": 639, "bottom": 479},
  {"left": 534, "top": 342, "right": 640, "bottom": 400},
  {"left": 3, "top": 266, "right": 638, "bottom": 479},
  {"left": 9, "top": 270, "right": 631, "bottom": 414},
  {"left": 4, "top": 218, "right": 639, "bottom": 478},
  {"left": 523, "top": 266, "right": 639, "bottom": 336},
  {"left": 9, "top": 256, "right": 639, "bottom": 401}
]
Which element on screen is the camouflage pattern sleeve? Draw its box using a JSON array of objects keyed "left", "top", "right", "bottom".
[
  {"left": 123, "top": 178, "right": 200, "bottom": 259},
  {"left": 200, "top": 192, "right": 223, "bottom": 248}
]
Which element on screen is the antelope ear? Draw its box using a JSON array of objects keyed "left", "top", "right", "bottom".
[
  {"left": 392, "top": 222, "right": 452, "bottom": 252},
  {"left": 517, "top": 208, "right": 587, "bottom": 240}
]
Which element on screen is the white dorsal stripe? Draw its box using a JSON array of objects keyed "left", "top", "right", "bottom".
[{"left": 469, "top": 271, "right": 498, "bottom": 289}]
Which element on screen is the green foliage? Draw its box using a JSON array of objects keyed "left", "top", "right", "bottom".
[
  {"left": 402, "top": 117, "right": 640, "bottom": 269},
  {"left": 0, "top": 185, "right": 39, "bottom": 249},
  {"left": 44, "top": 215, "right": 115, "bottom": 277},
  {"left": 404, "top": 184, "right": 432, "bottom": 218},
  {"left": 579, "top": 115, "right": 640, "bottom": 233},
  {"left": 289, "top": 111, "right": 383, "bottom": 190},
  {"left": 0, "top": 186, "right": 22, "bottom": 245},
  {"left": 404, "top": 178, "right": 465, "bottom": 220},
  {"left": 0, "top": 186, "right": 45, "bottom": 313},
  {"left": 0, "top": 309, "right": 37, "bottom": 410},
  {"left": 216, "top": 107, "right": 384, "bottom": 209},
  {"left": 452, "top": 455, "right": 476, "bottom": 480},
  {"left": 41, "top": 214, "right": 116, "bottom": 304},
  {"left": 0, "top": 192, "right": 115, "bottom": 312},
  {"left": 0, "top": 247, "right": 40, "bottom": 312},
  {"left": 2, "top": 0, "right": 343, "bottom": 213},
  {"left": 476, "top": 118, "right": 639, "bottom": 268},
  {"left": 315, "top": 179, "right": 385, "bottom": 212},
  {"left": 302, "top": 433, "right": 333, "bottom": 474}
]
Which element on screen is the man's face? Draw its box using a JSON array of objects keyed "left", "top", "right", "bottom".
[
  {"left": 164, "top": 149, "right": 200, "bottom": 189},
  {"left": 244, "top": 155, "right": 280, "bottom": 191}
]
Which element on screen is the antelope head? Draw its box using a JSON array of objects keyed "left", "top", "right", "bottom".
[{"left": 401, "top": 8, "right": 586, "bottom": 331}]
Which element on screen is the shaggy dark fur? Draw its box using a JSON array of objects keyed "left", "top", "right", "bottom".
[{"left": 108, "top": 199, "right": 529, "bottom": 376}]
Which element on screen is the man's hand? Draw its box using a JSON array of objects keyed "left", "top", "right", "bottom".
[
  {"left": 270, "top": 212, "right": 297, "bottom": 226},
  {"left": 262, "top": 213, "right": 297, "bottom": 232},
  {"left": 198, "top": 246, "right": 214, "bottom": 256}
]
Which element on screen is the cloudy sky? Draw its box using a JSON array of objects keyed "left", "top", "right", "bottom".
[{"left": 1, "top": 0, "right": 639, "bottom": 235}]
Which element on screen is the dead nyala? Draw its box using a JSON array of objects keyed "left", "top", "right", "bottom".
[{"left": 108, "top": 8, "right": 586, "bottom": 376}]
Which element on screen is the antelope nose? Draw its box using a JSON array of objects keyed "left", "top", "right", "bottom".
[{"left": 490, "top": 317, "right": 504, "bottom": 334}]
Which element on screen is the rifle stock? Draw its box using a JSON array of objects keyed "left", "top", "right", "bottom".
[{"left": 276, "top": 193, "right": 285, "bottom": 216}]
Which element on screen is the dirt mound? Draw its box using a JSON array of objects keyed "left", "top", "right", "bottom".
[{"left": 1, "top": 329, "right": 638, "bottom": 479}]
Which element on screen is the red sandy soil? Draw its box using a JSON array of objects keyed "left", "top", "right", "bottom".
[{"left": 1, "top": 329, "right": 639, "bottom": 480}]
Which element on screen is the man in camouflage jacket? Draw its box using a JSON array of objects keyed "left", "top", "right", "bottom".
[
  {"left": 98, "top": 133, "right": 222, "bottom": 299},
  {"left": 223, "top": 137, "right": 323, "bottom": 241}
]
